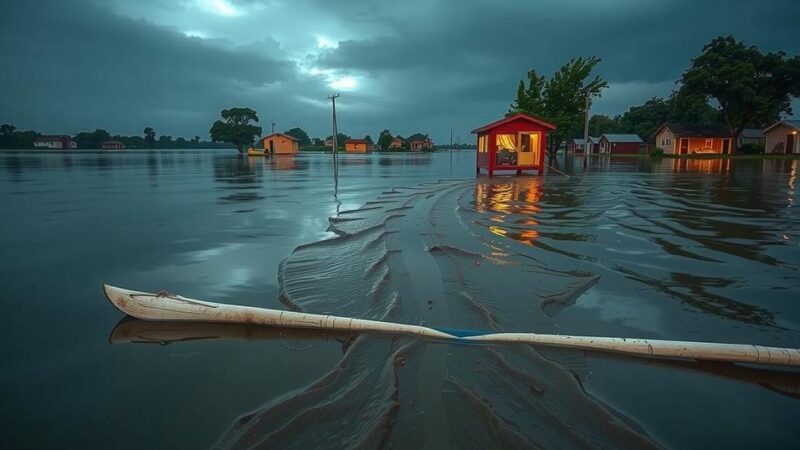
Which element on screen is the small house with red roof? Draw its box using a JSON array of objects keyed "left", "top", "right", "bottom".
[
  {"left": 101, "top": 140, "right": 125, "bottom": 150},
  {"left": 471, "top": 113, "right": 556, "bottom": 176}
]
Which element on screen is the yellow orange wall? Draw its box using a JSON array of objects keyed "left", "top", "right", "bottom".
[
  {"left": 345, "top": 142, "right": 367, "bottom": 153},
  {"left": 262, "top": 136, "right": 298, "bottom": 154}
]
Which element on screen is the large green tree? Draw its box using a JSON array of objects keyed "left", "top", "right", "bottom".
[
  {"left": 680, "top": 36, "right": 800, "bottom": 147},
  {"left": 143, "top": 127, "right": 156, "bottom": 148},
  {"left": 73, "top": 129, "right": 111, "bottom": 149},
  {"left": 284, "top": 127, "right": 310, "bottom": 146},
  {"left": 377, "top": 129, "right": 393, "bottom": 150},
  {"left": 510, "top": 56, "right": 608, "bottom": 162},
  {"left": 588, "top": 114, "right": 617, "bottom": 136},
  {"left": 209, "top": 107, "right": 262, "bottom": 153}
]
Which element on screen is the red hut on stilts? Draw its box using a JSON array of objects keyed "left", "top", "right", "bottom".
[{"left": 471, "top": 113, "right": 556, "bottom": 176}]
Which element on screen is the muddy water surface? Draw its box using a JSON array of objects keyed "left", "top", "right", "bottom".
[{"left": 0, "top": 150, "right": 798, "bottom": 449}]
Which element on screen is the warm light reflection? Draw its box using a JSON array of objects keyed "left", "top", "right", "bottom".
[
  {"left": 671, "top": 158, "right": 731, "bottom": 174},
  {"left": 474, "top": 178, "right": 544, "bottom": 245}
]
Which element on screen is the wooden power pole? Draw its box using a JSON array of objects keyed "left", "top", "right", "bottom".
[
  {"left": 329, "top": 94, "right": 340, "bottom": 169},
  {"left": 583, "top": 91, "right": 590, "bottom": 169}
]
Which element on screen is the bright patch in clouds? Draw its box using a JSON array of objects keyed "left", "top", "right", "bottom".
[
  {"left": 316, "top": 36, "right": 339, "bottom": 49},
  {"left": 329, "top": 76, "right": 357, "bottom": 90},
  {"left": 198, "top": 0, "right": 240, "bottom": 17},
  {"left": 183, "top": 30, "right": 207, "bottom": 38}
]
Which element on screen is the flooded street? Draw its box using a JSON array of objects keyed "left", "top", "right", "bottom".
[{"left": 1, "top": 150, "right": 799, "bottom": 449}]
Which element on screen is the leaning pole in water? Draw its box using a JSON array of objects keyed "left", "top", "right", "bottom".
[{"left": 103, "top": 285, "right": 800, "bottom": 367}]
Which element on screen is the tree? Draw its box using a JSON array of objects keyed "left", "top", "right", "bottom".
[
  {"left": 364, "top": 135, "right": 373, "bottom": 144},
  {"left": 377, "top": 129, "right": 393, "bottom": 150},
  {"left": 680, "top": 35, "right": 800, "bottom": 148},
  {"left": 73, "top": 129, "right": 111, "bottom": 149},
  {"left": 284, "top": 127, "right": 310, "bottom": 146},
  {"left": 588, "top": 114, "right": 617, "bottom": 136},
  {"left": 510, "top": 56, "right": 608, "bottom": 162},
  {"left": 143, "top": 127, "right": 156, "bottom": 148},
  {"left": 209, "top": 107, "right": 262, "bottom": 153}
]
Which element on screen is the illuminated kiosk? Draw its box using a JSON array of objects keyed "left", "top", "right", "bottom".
[{"left": 471, "top": 113, "right": 556, "bottom": 176}]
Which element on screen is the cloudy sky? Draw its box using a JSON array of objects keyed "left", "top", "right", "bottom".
[{"left": 1, "top": 0, "right": 799, "bottom": 143}]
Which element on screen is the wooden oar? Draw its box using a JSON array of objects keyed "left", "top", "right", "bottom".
[{"left": 103, "top": 285, "right": 800, "bottom": 367}]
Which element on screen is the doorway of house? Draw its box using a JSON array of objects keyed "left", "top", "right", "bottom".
[
  {"left": 680, "top": 139, "right": 689, "bottom": 155},
  {"left": 518, "top": 132, "right": 540, "bottom": 166},
  {"left": 787, "top": 133, "right": 795, "bottom": 155}
]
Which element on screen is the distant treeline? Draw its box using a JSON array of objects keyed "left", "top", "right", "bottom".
[
  {"left": 0, "top": 124, "right": 233, "bottom": 149},
  {"left": 586, "top": 96, "right": 719, "bottom": 142}
]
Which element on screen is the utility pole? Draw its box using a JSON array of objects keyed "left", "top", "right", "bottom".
[
  {"left": 583, "top": 90, "right": 590, "bottom": 169},
  {"left": 329, "top": 94, "right": 340, "bottom": 170},
  {"left": 271, "top": 122, "right": 275, "bottom": 134},
  {"left": 450, "top": 128, "right": 453, "bottom": 169}
]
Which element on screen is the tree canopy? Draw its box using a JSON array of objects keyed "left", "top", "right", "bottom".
[
  {"left": 209, "top": 107, "right": 262, "bottom": 153},
  {"left": 377, "top": 129, "right": 393, "bottom": 150},
  {"left": 680, "top": 35, "right": 800, "bottom": 144},
  {"left": 510, "top": 56, "right": 608, "bottom": 162},
  {"left": 143, "top": 127, "right": 156, "bottom": 148},
  {"left": 284, "top": 127, "right": 310, "bottom": 146}
]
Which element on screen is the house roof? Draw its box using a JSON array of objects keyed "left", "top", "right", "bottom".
[
  {"left": 601, "top": 134, "right": 644, "bottom": 143},
  {"left": 345, "top": 139, "right": 370, "bottom": 144},
  {"left": 262, "top": 133, "right": 299, "bottom": 141},
  {"left": 471, "top": 113, "right": 557, "bottom": 134},
  {"left": 740, "top": 128, "right": 764, "bottom": 138},
  {"left": 762, "top": 120, "right": 800, "bottom": 134},
  {"left": 656, "top": 122, "right": 729, "bottom": 138}
]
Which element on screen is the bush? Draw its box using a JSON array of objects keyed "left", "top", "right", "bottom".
[
  {"left": 649, "top": 148, "right": 664, "bottom": 157},
  {"left": 737, "top": 143, "right": 764, "bottom": 154}
]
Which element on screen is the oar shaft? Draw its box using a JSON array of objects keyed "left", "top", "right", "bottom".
[
  {"left": 104, "top": 285, "right": 800, "bottom": 367},
  {"left": 465, "top": 333, "right": 800, "bottom": 367}
]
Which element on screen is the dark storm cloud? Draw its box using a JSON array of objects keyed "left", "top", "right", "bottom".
[
  {"left": 0, "top": 0, "right": 296, "bottom": 136},
  {"left": 318, "top": 0, "right": 800, "bottom": 83},
  {"left": 0, "top": 0, "right": 799, "bottom": 142}
]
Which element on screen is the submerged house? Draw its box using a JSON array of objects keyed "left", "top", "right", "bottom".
[
  {"left": 344, "top": 139, "right": 373, "bottom": 153},
  {"left": 568, "top": 137, "right": 598, "bottom": 154},
  {"left": 409, "top": 138, "right": 433, "bottom": 151},
  {"left": 33, "top": 135, "right": 76, "bottom": 149},
  {"left": 738, "top": 128, "right": 765, "bottom": 149},
  {"left": 653, "top": 123, "right": 733, "bottom": 155},
  {"left": 598, "top": 134, "right": 644, "bottom": 154},
  {"left": 762, "top": 120, "right": 800, "bottom": 154},
  {"left": 389, "top": 137, "right": 405, "bottom": 149},
  {"left": 101, "top": 140, "right": 125, "bottom": 150},
  {"left": 260, "top": 133, "right": 299, "bottom": 154},
  {"left": 471, "top": 113, "right": 556, "bottom": 176}
]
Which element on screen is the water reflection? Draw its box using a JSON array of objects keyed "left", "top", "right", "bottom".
[
  {"left": 110, "top": 317, "right": 356, "bottom": 349},
  {"left": 670, "top": 158, "right": 732, "bottom": 174}
]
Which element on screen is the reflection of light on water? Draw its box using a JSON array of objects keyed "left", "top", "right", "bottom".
[
  {"left": 788, "top": 160, "right": 796, "bottom": 209},
  {"left": 475, "top": 178, "right": 544, "bottom": 245},
  {"left": 671, "top": 158, "right": 731, "bottom": 174}
]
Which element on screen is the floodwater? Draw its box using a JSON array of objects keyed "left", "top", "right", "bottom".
[{"left": 1, "top": 150, "right": 799, "bottom": 449}]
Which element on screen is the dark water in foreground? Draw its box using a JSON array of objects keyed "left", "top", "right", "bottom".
[{"left": 1, "top": 150, "right": 799, "bottom": 449}]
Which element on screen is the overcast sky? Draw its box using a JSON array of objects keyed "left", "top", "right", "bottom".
[{"left": 1, "top": 0, "right": 799, "bottom": 143}]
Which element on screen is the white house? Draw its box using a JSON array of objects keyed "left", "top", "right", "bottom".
[
  {"left": 762, "top": 120, "right": 800, "bottom": 154},
  {"left": 33, "top": 135, "right": 76, "bottom": 149},
  {"left": 653, "top": 123, "right": 732, "bottom": 155}
]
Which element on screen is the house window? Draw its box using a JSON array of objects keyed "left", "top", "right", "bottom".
[
  {"left": 478, "top": 135, "right": 488, "bottom": 153},
  {"left": 495, "top": 134, "right": 518, "bottom": 165},
  {"left": 704, "top": 139, "right": 713, "bottom": 149}
]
